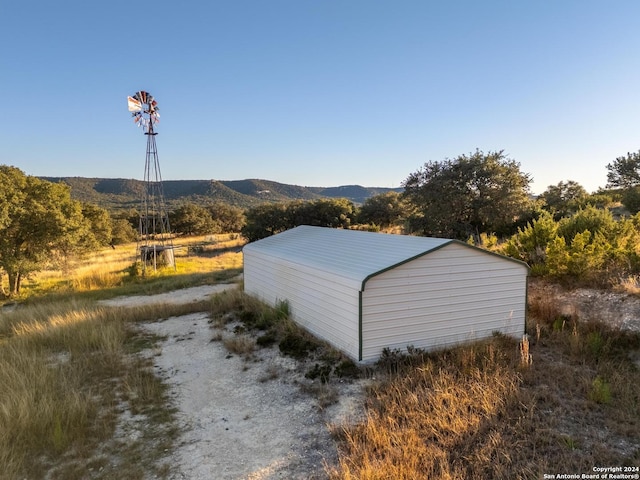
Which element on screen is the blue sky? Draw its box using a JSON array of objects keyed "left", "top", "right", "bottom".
[{"left": 2, "top": 1, "right": 639, "bottom": 194}]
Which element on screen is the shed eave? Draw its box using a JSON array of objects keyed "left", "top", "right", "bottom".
[{"left": 358, "top": 240, "right": 456, "bottom": 292}]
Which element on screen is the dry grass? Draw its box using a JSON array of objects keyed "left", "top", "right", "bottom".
[
  {"left": 222, "top": 333, "right": 256, "bottom": 356},
  {"left": 328, "top": 298, "right": 640, "bottom": 479},
  {"left": 0, "top": 302, "right": 123, "bottom": 479},
  {"left": 0, "top": 233, "right": 244, "bottom": 479},
  {"left": 328, "top": 340, "right": 525, "bottom": 479},
  {"left": 614, "top": 274, "right": 640, "bottom": 295},
  {"left": 0, "top": 298, "right": 214, "bottom": 480},
  {"left": 6, "top": 234, "right": 245, "bottom": 301}
]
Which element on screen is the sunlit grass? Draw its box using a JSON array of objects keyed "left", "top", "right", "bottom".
[
  {"left": 0, "top": 232, "right": 246, "bottom": 478},
  {"left": 614, "top": 274, "right": 640, "bottom": 295},
  {"left": 0, "top": 302, "right": 125, "bottom": 478},
  {"left": 0, "top": 296, "right": 216, "bottom": 479},
  {"left": 5, "top": 234, "right": 245, "bottom": 303}
]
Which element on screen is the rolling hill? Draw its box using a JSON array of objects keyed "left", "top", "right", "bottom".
[{"left": 42, "top": 177, "right": 402, "bottom": 211}]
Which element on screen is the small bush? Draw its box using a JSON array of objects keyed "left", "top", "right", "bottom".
[
  {"left": 305, "top": 363, "right": 332, "bottom": 383},
  {"left": 127, "top": 262, "right": 144, "bottom": 278},
  {"left": 279, "top": 331, "right": 316, "bottom": 359},
  {"left": 552, "top": 317, "right": 565, "bottom": 331},
  {"left": 222, "top": 335, "right": 255, "bottom": 356},
  {"left": 238, "top": 310, "right": 257, "bottom": 324},
  {"left": 589, "top": 376, "right": 612, "bottom": 404},
  {"left": 256, "top": 330, "right": 277, "bottom": 347},
  {"left": 376, "top": 347, "right": 406, "bottom": 374},
  {"left": 587, "top": 331, "right": 605, "bottom": 358},
  {"left": 376, "top": 346, "right": 428, "bottom": 375},
  {"left": 334, "top": 359, "right": 360, "bottom": 379},
  {"left": 301, "top": 383, "right": 339, "bottom": 409}
]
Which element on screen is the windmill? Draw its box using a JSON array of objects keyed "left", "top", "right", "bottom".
[{"left": 127, "top": 90, "right": 175, "bottom": 272}]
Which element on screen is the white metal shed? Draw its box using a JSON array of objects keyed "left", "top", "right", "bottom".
[{"left": 243, "top": 226, "right": 529, "bottom": 362}]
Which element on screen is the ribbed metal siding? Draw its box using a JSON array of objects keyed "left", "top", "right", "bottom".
[
  {"left": 360, "top": 243, "right": 527, "bottom": 362},
  {"left": 244, "top": 249, "right": 361, "bottom": 359}
]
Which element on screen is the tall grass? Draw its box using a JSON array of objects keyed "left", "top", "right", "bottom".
[
  {"left": 6, "top": 234, "right": 245, "bottom": 302},
  {"left": 329, "top": 340, "right": 527, "bottom": 479},
  {"left": 0, "top": 302, "right": 123, "bottom": 478},
  {"left": 0, "top": 298, "right": 211, "bottom": 479},
  {"left": 0, "top": 233, "right": 243, "bottom": 478}
]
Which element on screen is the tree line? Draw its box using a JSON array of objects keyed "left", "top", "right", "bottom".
[
  {"left": 240, "top": 148, "right": 640, "bottom": 287},
  {"left": 3, "top": 148, "right": 640, "bottom": 294}
]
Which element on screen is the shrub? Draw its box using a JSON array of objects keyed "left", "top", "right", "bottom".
[
  {"left": 587, "top": 331, "right": 605, "bottom": 358},
  {"left": 334, "top": 358, "right": 360, "bottom": 379},
  {"left": 305, "top": 363, "right": 332, "bottom": 383},
  {"left": 256, "top": 331, "right": 277, "bottom": 347},
  {"left": 279, "top": 331, "right": 317, "bottom": 359},
  {"left": 222, "top": 335, "right": 255, "bottom": 356},
  {"left": 589, "top": 376, "right": 612, "bottom": 404}
]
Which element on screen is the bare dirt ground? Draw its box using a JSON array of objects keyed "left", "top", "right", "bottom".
[
  {"left": 102, "top": 285, "right": 367, "bottom": 480},
  {"left": 101, "top": 280, "right": 640, "bottom": 479},
  {"left": 528, "top": 278, "right": 640, "bottom": 332}
]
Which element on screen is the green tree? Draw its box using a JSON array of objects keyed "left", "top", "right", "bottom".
[
  {"left": 108, "top": 209, "right": 139, "bottom": 245},
  {"left": 80, "top": 203, "right": 112, "bottom": 248},
  {"left": 403, "top": 150, "right": 532, "bottom": 239},
  {"left": 546, "top": 230, "right": 609, "bottom": 279},
  {"left": 0, "top": 166, "right": 91, "bottom": 295},
  {"left": 241, "top": 203, "right": 289, "bottom": 242},
  {"left": 606, "top": 151, "right": 640, "bottom": 188},
  {"left": 556, "top": 205, "right": 616, "bottom": 244},
  {"left": 241, "top": 198, "right": 356, "bottom": 242},
  {"left": 503, "top": 205, "right": 640, "bottom": 281},
  {"left": 620, "top": 187, "right": 640, "bottom": 214},
  {"left": 110, "top": 218, "right": 138, "bottom": 245},
  {"left": 539, "top": 180, "right": 588, "bottom": 219},
  {"left": 290, "top": 198, "right": 355, "bottom": 229},
  {"left": 357, "top": 191, "right": 407, "bottom": 228},
  {"left": 170, "top": 203, "right": 218, "bottom": 236},
  {"left": 502, "top": 211, "right": 558, "bottom": 268},
  {"left": 207, "top": 202, "right": 245, "bottom": 233}
]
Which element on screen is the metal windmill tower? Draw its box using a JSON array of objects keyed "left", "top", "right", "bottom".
[{"left": 127, "top": 90, "right": 175, "bottom": 272}]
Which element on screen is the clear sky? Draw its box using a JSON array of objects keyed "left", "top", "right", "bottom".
[{"left": 2, "top": 1, "right": 639, "bottom": 194}]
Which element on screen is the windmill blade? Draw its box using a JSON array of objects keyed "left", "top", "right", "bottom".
[
  {"left": 127, "top": 96, "right": 142, "bottom": 112},
  {"left": 128, "top": 90, "right": 160, "bottom": 132}
]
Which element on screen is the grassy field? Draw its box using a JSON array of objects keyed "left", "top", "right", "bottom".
[
  {"left": 0, "top": 235, "right": 244, "bottom": 479},
  {"left": 4, "top": 234, "right": 244, "bottom": 303},
  {"left": 1, "top": 235, "right": 639, "bottom": 479}
]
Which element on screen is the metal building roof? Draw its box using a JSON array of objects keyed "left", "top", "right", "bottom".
[{"left": 243, "top": 225, "right": 453, "bottom": 289}]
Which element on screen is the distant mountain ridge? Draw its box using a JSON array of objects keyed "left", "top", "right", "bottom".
[{"left": 42, "top": 177, "right": 402, "bottom": 210}]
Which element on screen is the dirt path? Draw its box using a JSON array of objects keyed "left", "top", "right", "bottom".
[
  {"left": 100, "top": 284, "right": 236, "bottom": 308},
  {"left": 103, "top": 285, "right": 365, "bottom": 480}
]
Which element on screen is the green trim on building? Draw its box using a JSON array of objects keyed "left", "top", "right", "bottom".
[{"left": 358, "top": 290, "right": 363, "bottom": 361}]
